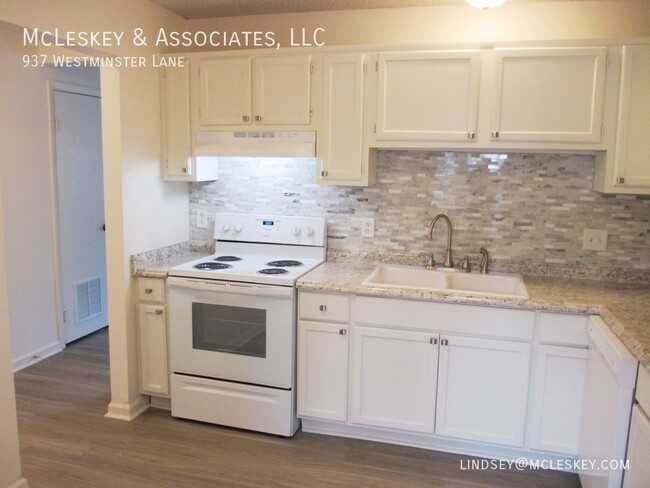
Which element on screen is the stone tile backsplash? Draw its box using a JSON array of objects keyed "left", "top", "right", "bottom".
[{"left": 189, "top": 151, "right": 650, "bottom": 273}]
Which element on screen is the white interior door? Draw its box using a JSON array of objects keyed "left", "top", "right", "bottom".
[{"left": 52, "top": 88, "right": 107, "bottom": 344}]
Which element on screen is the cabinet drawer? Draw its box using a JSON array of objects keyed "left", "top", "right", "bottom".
[
  {"left": 537, "top": 312, "right": 588, "bottom": 347},
  {"left": 300, "top": 292, "right": 350, "bottom": 323},
  {"left": 354, "top": 297, "right": 534, "bottom": 341},
  {"left": 138, "top": 277, "right": 165, "bottom": 304}
]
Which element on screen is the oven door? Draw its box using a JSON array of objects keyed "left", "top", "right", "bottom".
[{"left": 168, "top": 276, "right": 296, "bottom": 389}]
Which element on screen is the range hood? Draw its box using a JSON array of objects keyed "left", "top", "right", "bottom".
[{"left": 195, "top": 131, "right": 316, "bottom": 158}]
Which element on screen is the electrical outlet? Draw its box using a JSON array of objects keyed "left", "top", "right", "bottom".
[
  {"left": 197, "top": 209, "right": 208, "bottom": 229},
  {"left": 583, "top": 228, "right": 608, "bottom": 252},
  {"left": 361, "top": 217, "right": 375, "bottom": 238}
]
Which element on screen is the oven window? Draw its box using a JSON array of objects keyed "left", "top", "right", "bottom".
[{"left": 192, "top": 303, "right": 266, "bottom": 358}]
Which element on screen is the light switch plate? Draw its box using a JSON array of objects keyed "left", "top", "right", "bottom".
[
  {"left": 197, "top": 209, "right": 208, "bottom": 229},
  {"left": 361, "top": 217, "right": 375, "bottom": 238},
  {"left": 583, "top": 228, "right": 608, "bottom": 252}
]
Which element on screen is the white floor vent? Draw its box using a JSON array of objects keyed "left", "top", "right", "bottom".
[{"left": 75, "top": 276, "right": 102, "bottom": 324}]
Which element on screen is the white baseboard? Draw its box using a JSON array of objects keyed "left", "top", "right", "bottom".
[
  {"left": 12, "top": 341, "right": 64, "bottom": 372},
  {"left": 104, "top": 396, "right": 149, "bottom": 421},
  {"left": 7, "top": 477, "right": 29, "bottom": 488}
]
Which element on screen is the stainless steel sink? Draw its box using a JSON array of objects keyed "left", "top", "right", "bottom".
[{"left": 362, "top": 264, "right": 529, "bottom": 299}]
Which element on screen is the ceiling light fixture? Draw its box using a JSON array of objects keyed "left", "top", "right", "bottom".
[{"left": 466, "top": 0, "right": 507, "bottom": 8}]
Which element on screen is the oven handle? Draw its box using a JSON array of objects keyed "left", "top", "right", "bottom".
[{"left": 167, "top": 276, "right": 294, "bottom": 298}]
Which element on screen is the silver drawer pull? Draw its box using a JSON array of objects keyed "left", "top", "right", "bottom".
[
  {"left": 255, "top": 115, "right": 262, "bottom": 122},
  {"left": 145, "top": 309, "right": 164, "bottom": 315},
  {"left": 319, "top": 305, "right": 327, "bottom": 311},
  {"left": 144, "top": 288, "right": 153, "bottom": 294},
  {"left": 430, "top": 338, "right": 438, "bottom": 345},
  {"left": 441, "top": 339, "right": 449, "bottom": 346},
  {"left": 339, "top": 329, "right": 347, "bottom": 335}
]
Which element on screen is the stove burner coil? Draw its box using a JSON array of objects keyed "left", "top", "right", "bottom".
[
  {"left": 213, "top": 255, "right": 242, "bottom": 262},
  {"left": 257, "top": 268, "right": 289, "bottom": 275},
  {"left": 194, "top": 262, "right": 232, "bottom": 271},
  {"left": 266, "top": 260, "right": 303, "bottom": 268}
]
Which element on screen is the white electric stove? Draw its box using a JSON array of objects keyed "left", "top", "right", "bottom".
[{"left": 167, "top": 213, "right": 326, "bottom": 437}]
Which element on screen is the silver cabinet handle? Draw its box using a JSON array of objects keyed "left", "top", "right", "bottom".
[
  {"left": 616, "top": 177, "right": 625, "bottom": 184},
  {"left": 467, "top": 132, "right": 475, "bottom": 139},
  {"left": 441, "top": 339, "right": 449, "bottom": 346},
  {"left": 255, "top": 115, "right": 262, "bottom": 122},
  {"left": 319, "top": 305, "right": 327, "bottom": 311},
  {"left": 144, "top": 288, "right": 153, "bottom": 294},
  {"left": 491, "top": 131, "right": 499, "bottom": 139},
  {"left": 430, "top": 338, "right": 438, "bottom": 345},
  {"left": 339, "top": 329, "right": 347, "bottom": 335},
  {"left": 320, "top": 171, "right": 328, "bottom": 177},
  {"left": 145, "top": 309, "right": 164, "bottom": 315},
  {"left": 242, "top": 115, "right": 250, "bottom": 122}
]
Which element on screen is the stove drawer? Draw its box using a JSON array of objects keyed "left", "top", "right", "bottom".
[{"left": 300, "top": 292, "right": 350, "bottom": 323}]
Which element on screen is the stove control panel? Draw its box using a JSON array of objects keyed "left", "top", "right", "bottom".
[{"left": 214, "top": 213, "right": 326, "bottom": 246}]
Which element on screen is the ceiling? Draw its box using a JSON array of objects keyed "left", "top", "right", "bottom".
[{"left": 148, "top": 0, "right": 584, "bottom": 20}]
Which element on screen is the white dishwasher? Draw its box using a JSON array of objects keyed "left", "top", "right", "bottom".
[{"left": 579, "top": 316, "right": 638, "bottom": 488}]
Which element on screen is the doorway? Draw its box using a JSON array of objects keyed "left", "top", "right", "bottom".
[{"left": 50, "top": 83, "right": 108, "bottom": 344}]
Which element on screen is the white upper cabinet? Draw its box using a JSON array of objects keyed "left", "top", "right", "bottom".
[
  {"left": 490, "top": 47, "right": 608, "bottom": 144},
  {"left": 161, "top": 63, "right": 219, "bottom": 182},
  {"left": 612, "top": 45, "right": 650, "bottom": 189},
  {"left": 196, "top": 54, "right": 312, "bottom": 128},
  {"left": 318, "top": 53, "right": 376, "bottom": 186},
  {"left": 376, "top": 51, "right": 481, "bottom": 142},
  {"left": 199, "top": 56, "right": 252, "bottom": 126},
  {"left": 254, "top": 56, "right": 312, "bottom": 125}
]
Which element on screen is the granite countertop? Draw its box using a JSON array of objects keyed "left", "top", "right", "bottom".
[
  {"left": 131, "top": 252, "right": 206, "bottom": 279},
  {"left": 297, "top": 262, "right": 650, "bottom": 372}
]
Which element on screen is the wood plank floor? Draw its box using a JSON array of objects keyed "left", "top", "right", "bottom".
[{"left": 14, "top": 328, "right": 581, "bottom": 487}]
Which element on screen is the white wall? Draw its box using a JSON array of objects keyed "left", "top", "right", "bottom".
[
  {"left": 0, "top": 184, "right": 27, "bottom": 488},
  {"left": 0, "top": 0, "right": 188, "bottom": 422},
  {"left": 0, "top": 24, "right": 101, "bottom": 369}
]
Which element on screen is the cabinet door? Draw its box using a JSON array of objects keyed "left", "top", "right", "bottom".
[
  {"left": 491, "top": 47, "right": 607, "bottom": 143},
  {"left": 613, "top": 45, "right": 650, "bottom": 189},
  {"left": 376, "top": 51, "right": 480, "bottom": 141},
  {"left": 350, "top": 326, "right": 439, "bottom": 433},
  {"left": 318, "top": 53, "right": 365, "bottom": 184},
  {"left": 138, "top": 304, "right": 169, "bottom": 396},
  {"left": 253, "top": 55, "right": 312, "bottom": 125},
  {"left": 435, "top": 335, "right": 531, "bottom": 446},
  {"left": 199, "top": 57, "right": 252, "bottom": 126},
  {"left": 297, "top": 321, "right": 349, "bottom": 422},
  {"left": 623, "top": 405, "right": 650, "bottom": 488},
  {"left": 528, "top": 345, "right": 588, "bottom": 455},
  {"left": 161, "top": 65, "right": 192, "bottom": 177}
]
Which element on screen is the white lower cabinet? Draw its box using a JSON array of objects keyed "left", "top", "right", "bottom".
[
  {"left": 435, "top": 335, "right": 531, "bottom": 446},
  {"left": 528, "top": 312, "right": 588, "bottom": 456},
  {"left": 528, "top": 345, "right": 587, "bottom": 454},
  {"left": 297, "top": 291, "right": 599, "bottom": 462},
  {"left": 138, "top": 303, "right": 169, "bottom": 396},
  {"left": 137, "top": 277, "right": 170, "bottom": 396},
  {"left": 297, "top": 321, "right": 349, "bottom": 421},
  {"left": 350, "top": 326, "right": 439, "bottom": 433},
  {"left": 297, "top": 292, "right": 351, "bottom": 422}
]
